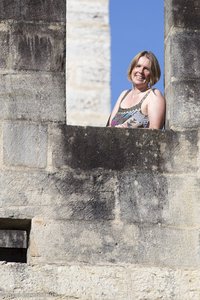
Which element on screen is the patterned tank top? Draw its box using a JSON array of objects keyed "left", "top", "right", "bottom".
[{"left": 111, "top": 89, "right": 151, "bottom": 128}]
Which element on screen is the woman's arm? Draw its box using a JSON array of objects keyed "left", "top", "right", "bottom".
[
  {"left": 147, "top": 89, "right": 166, "bottom": 129},
  {"left": 107, "top": 90, "right": 129, "bottom": 127}
]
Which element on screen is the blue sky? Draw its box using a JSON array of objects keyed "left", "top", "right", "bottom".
[{"left": 109, "top": 0, "right": 164, "bottom": 108}]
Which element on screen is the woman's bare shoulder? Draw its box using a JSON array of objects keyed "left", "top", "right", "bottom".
[{"left": 151, "top": 88, "right": 164, "bottom": 98}]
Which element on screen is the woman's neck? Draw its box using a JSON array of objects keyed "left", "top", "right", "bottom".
[{"left": 132, "top": 85, "right": 149, "bottom": 94}]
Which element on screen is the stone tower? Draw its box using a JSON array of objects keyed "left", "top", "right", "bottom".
[{"left": 0, "top": 0, "right": 200, "bottom": 299}]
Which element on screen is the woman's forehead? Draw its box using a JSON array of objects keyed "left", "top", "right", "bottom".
[{"left": 137, "top": 56, "right": 151, "bottom": 66}]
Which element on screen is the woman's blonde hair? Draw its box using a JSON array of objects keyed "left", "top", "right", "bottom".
[{"left": 127, "top": 51, "right": 161, "bottom": 87}]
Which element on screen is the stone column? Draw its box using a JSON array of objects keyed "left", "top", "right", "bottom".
[
  {"left": 0, "top": 0, "right": 66, "bottom": 123},
  {"left": 66, "top": 0, "right": 110, "bottom": 126},
  {"left": 165, "top": 0, "right": 200, "bottom": 130}
]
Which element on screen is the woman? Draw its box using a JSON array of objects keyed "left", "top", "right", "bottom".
[{"left": 107, "top": 51, "right": 165, "bottom": 129}]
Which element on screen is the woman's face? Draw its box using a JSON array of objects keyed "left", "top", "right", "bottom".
[{"left": 131, "top": 56, "right": 151, "bottom": 87}]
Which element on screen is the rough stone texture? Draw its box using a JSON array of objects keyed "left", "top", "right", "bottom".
[
  {"left": 29, "top": 217, "right": 200, "bottom": 268},
  {"left": 0, "top": 125, "right": 199, "bottom": 270},
  {"left": 165, "top": 0, "right": 200, "bottom": 33},
  {"left": 1, "top": 263, "right": 200, "bottom": 300},
  {"left": 165, "top": 0, "right": 200, "bottom": 129},
  {"left": 0, "top": 0, "right": 199, "bottom": 299},
  {"left": 66, "top": 0, "right": 110, "bottom": 126},
  {"left": 10, "top": 22, "right": 65, "bottom": 72},
  {"left": 0, "top": 1, "right": 66, "bottom": 123},
  {"left": 3, "top": 122, "right": 48, "bottom": 168},
  {"left": 0, "top": 0, "right": 65, "bottom": 22},
  {"left": 0, "top": 73, "right": 65, "bottom": 122},
  {"left": 51, "top": 125, "right": 199, "bottom": 174}
]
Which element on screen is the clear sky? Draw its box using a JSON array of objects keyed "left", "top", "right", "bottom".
[{"left": 109, "top": 0, "right": 164, "bottom": 108}]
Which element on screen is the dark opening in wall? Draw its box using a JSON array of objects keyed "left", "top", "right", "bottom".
[{"left": 0, "top": 218, "right": 31, "bottom": 263}]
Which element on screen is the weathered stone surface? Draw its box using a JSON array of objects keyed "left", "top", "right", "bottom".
[
  {"left": 0, "top": 0, "right": 65, "bottom": 22},
  {"left": 66, "top": 0, "right": 110, "bottom": 126},
  {"left": 0, "top": 73, "right": 65, "bottom": 122},
  {"left": 165, "top": 0, "right": 200, "bottom": 130},
  {"left": 10, "top": 22, "right": 65, "bottom": 72},
  {"left": 0, "top": 230, "right": 27, "bottom": 248},
  {"left": 29, "top": 217, "right": 200, "bottom": 267},
  {"left": 51, "top": 125, "right": 199, "bottom": 173},
  {"left": 1, "top": 263, "right": 200, "bottom": 299},
  {"left": 0, "top": 27, "right": 9, "bottom": 69},
  {"left": 0, "top": 168, "right": 199, "bottom": 227},
  {"left": 21, "top": 0, "right": 66, "bottom": 22},
  {"left": 165, "top": 30, "right": 200, "bottom": 83},
  {"left": 165, "top": 0, "right": 200, "bottom": 31},
  {"left": 0, "top": 1, "right": 21, "bottom": 20},
  {"left": 119, "top": 172, "right": 168, "bottom": 224},
  {"left": 67, "top": 0, "right": 108, "bottom": 24},
  {"left": 3, "top": 122, "right": 48, "bottom": 168},
  {"left": 0, "top": 169, "right": 116, "bottom": 221},
  {"left": 165, "top": 80, "right": 200, "bottom": 129}
]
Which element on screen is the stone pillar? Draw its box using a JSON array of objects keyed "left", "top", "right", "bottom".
[
  {"left": 66, "top": 0, "right": 110, "bottom": 126},
  {"left": 0, "top": 0, "right": 66, "bottom": 123},
  {"left": 165, "top": 0, "right": 200, "bottom": 130}
]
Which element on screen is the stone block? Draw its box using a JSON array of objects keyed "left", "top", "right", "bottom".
[
  {"left": 3, "top": 122, "right": 48, "bottom": 168},
  {"left": 0, "top": 169, "right": 199, "bottom": 227},
  {"left": 119, "top": 172, "right": 200, "bottom": 227},
  {"left": 0, "top": 0, "right": 65, "bottom": 22},
  {"left": 165, "top": 0, "right": 200, "bottom": 31},
  {"left": 165, "top": 81, "right": 200, "bottom": 129},
  {"left": 28, "top": 217, "right": 141, "bottom": 265},
  {"left": 0, "top": 73, "right": 65, "bottom": 122},
  {"left": 163, "top": 175, "right": 200, "bottom": 226},
  {"left": 51, "top": 125, "right": 198, "bottom": 174},
  {"left": 165, "top": 30, "right": 200, "bottom": 84},
  {"left": 29, "top": 218, "right": 200, "bottom": 267},
  {"left": 164, "top": 0, "right": 173, "bottom": 36},
  {"left": 1, "top": 264, "right": 200, "bottom": 299},
  {"left": 67, "top": 86, "right": 110, "bottom": 112},
  {"left": 21, "top": 0, "right": 66, "bottom": 22},
  {"left": 119, "top": 172, "right": 168, "bottom": 224},
  {"left": 10, "top": 22, "right": 65, "bottom": 72},
  {"left": 67, "top": 0, "right": 108, "bottom": 25},
  {"left": 51, "top": 125, "right": 166, "bottom": 171},
  {"left": 0, "top": 230, "right": 27, "bottom": 248},
  {"left": 0, "top": 169, "right": 116, "bottom": 222},
  {"left": 0, "top": 1, "right": 21, "bottom": 20},
  {"left": 0, "top": 25, "right": 9, "bottom": 69}
]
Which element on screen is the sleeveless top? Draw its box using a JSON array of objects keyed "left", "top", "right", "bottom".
[{"left": 110, "top": 89, "right": 151, "bottom": 128}]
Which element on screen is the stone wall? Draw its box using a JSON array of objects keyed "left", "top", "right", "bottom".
[
  {"left": 0, "top": 0, "right": 200, "bottom": 299},
  {"left": 66, "top": 0, "right": 110, "bottom": 126},
  {"left": 0, "top": 125, "right": 200, "bottom": 299}
]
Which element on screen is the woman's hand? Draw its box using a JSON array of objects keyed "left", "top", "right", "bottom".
[{"left": 115, "top": 123, "right": 128, "bottom": 128}]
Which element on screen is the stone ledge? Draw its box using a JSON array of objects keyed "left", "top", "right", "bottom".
[
  {"left": 28, "top": 217, "right": 200, "bottom": 268},
  {"left": 51, "top": 125, "right": 199, "bottom": 173},
  {"left": 0, "top": 263, "right": 200, "bottom": 299}
]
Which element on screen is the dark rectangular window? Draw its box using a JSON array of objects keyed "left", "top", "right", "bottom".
[{"left": 0, "top": 218, "right": 31, "bottom": 263}]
